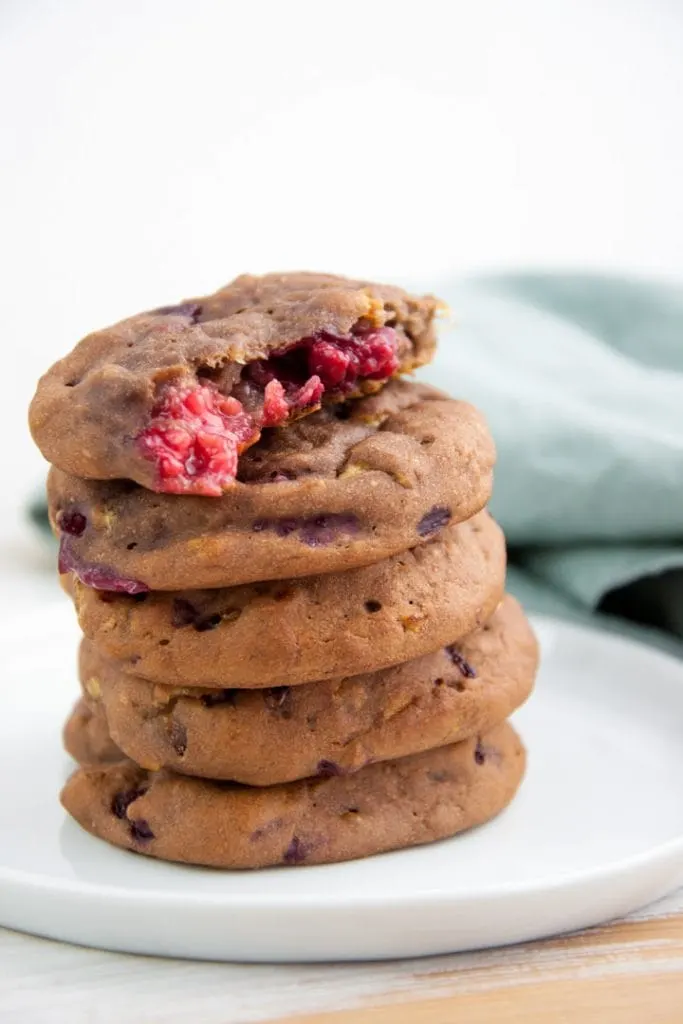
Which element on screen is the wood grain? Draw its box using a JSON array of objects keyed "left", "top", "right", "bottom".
[
  {"left": 277, "top": 915, "right": 683, "bottom": 1024},
  {"left": 2, "top": 900, "right": 683, "bottom": 1021}
]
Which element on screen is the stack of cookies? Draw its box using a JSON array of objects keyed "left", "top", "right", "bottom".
[{"left": 30, "top": 273, "right": 538, "bottom": 869}]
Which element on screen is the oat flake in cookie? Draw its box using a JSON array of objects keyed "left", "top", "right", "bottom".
[
  {"left": 48, "top": 380, "right": 495, "bottom": 592},
  {"left": 30, "top": 273, "right": 439, "bottom": 496},
  {"left": 61, "top": 721, "right": 525, "bottom": 869}
]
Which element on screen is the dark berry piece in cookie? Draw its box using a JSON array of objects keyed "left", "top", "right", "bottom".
[
  {"left": 168, "top": 720, "right": 187, "bottom": 756},
  {"left": 446, "top": 647, "right": 477, "bottom": 678},
  {"left": 129, "top": 819, "right": 155, "bottom": 842},
  {"left": 251, "top": 514, "right": 359, "bottom": 547},
  {"left": 111, "top": 787, "right": 147, "bottom": 819},
  {"left": 299, "top": 514, "right": 359, "bottom": 547},
  {"left": 58, "top": 509, "right": 87, "bottom": 536},
  {"left": 417, "top": 506, "right": 452, "bottom": 537},
  {"left": 200, "top": 689, "right": 237, "bottom": 708},
  {"left": 59, "top": 537, "right": 149, "bottom": 595},
  {"left": 171, "top": 598, "right": 200, "bottom": 627},
  {"left": 283, "top": 835, "right": 308, "bottom": 864}
]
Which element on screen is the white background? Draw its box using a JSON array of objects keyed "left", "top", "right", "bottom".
[{"left": 1, "top": 0, "right": 682, "bottom": 521}]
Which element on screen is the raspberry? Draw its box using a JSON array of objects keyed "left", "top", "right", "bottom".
[
  {"left": 58, "top": 509, "right": 87, "bottom": 536},
  {"left": 261, "top": 380, "right": 290, "bottom": 427},
  {"left": 354, "top": 327, "right": 401, "bottom": 379},
  {"left": 137, "top": 324, "right": 398, "bottom": 494},
  {"left": 137, "top": 381, "right": 259, "bottom": 496},
  {"left": 309, "top": 340, "right": 351, "bottom": 387},
  {"left": 294, "top": 374, "right": 326, "bottom": 407},
  {"left": 261, "top": 376, "right": 324, "bottom": 427},
  {"left": 309, "top": 327, "right": 399, "bottom": 389},
  {"left": 252, "top": 325, "right": 398, "bottom": 409}
]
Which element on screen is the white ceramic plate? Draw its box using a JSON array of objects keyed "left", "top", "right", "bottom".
[{"left": 1, "top": 597, "right": 682, "bottom": 962}]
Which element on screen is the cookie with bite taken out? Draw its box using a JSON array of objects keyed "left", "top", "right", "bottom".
[{"left": 30, "top": 272, "right": 439, "bottom": 497}]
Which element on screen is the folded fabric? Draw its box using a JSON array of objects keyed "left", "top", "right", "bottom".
[{"left": 417, "top": 273, "right": 683, "bottom": 644}]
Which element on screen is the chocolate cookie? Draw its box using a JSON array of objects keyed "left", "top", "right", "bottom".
[
  {"left": 63, "top": 698, "right": 122, "bottom": 766},
  {"left": 61, "top": 721, "right": 525, "bottom": 868},
  {"left": 48, "top": 381, "right": 495, "bottom": 592},
  {"left": 71, "top": 511, "right": 506, "bottom": 688},
  {"left": 76, "top": 595, "right": 536, "bottom": 785},
  {"left": 30, "top": 273, "right": 439, "bottom": 496}
]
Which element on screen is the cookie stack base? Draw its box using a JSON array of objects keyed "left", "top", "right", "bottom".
[{"left": 61, "top": 719, "right": 525, "bottom": 869}]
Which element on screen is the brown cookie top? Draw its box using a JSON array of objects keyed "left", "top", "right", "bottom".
[
  {"left": 31, "top": 273, "right": 439, "bottom": 496},
  {"left": 48, "top": 380, "right": 494, "bottom": 592},
  {"left": 61, "top": 721, "right": 525, "bottom": 868},
  {"left": 71, "top": 511, "right": 506, "bottom": 688},
  {"left": 75, "top": 595, "right": 536, "bottom": 785}
]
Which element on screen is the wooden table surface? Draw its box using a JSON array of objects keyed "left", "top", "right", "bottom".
[{"left": 2, "top": 889, "right": 682, "bottom": 1024}]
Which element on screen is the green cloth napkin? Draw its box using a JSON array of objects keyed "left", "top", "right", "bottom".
[{"left": 416, "top": 273, "right": 683, "bottom": 647}]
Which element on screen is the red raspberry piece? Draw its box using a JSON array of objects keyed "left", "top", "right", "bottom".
[
  {"left": 262, "top": 376, "right": 324, "bottom": 427},
  {"left": 262, "top": 380, "right": 290, "bottom": 428},
  {"left": 353, "top": 327, "right": 400, "bottom": 379},
  {"left": 309, "top": 340, "right": 352, "bottom": 387},
  {"left": 308, "top": 326, "right": 399, "bottom": 390},
  {"left": 294, "top": 375, "right": 325, "bottom": 408},
  {"left": 137, "top": 325, "right": 397, "bottom": 494},
  {"left": 137, "top": 381, "right": 259, "bottom": 495}
]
